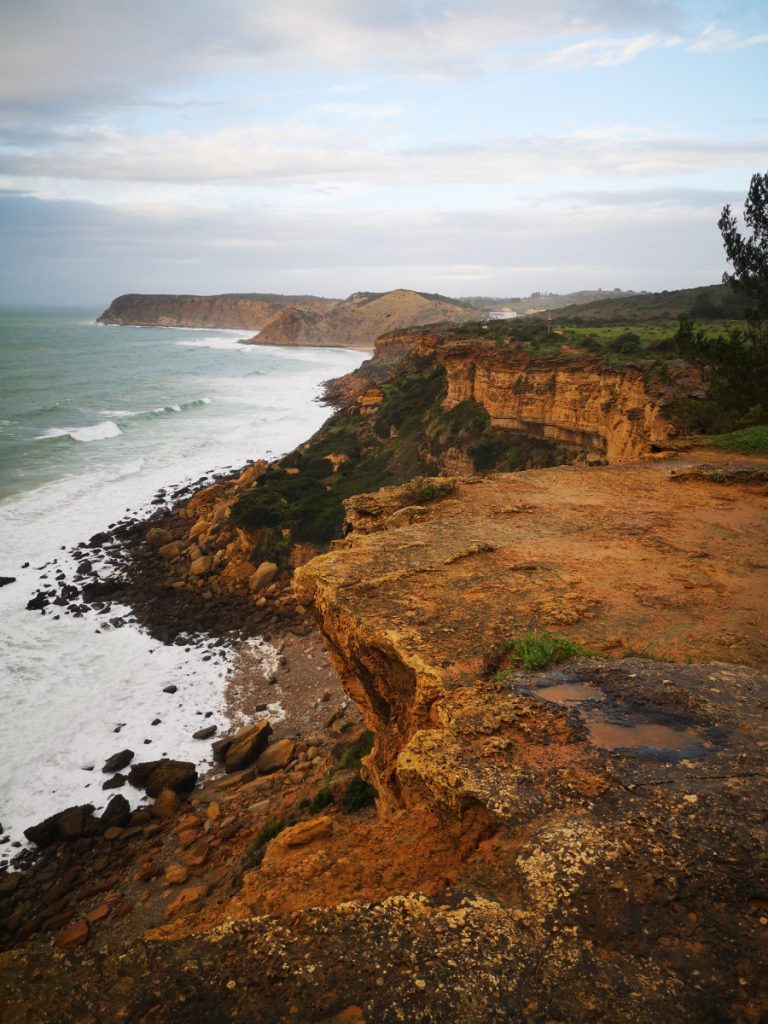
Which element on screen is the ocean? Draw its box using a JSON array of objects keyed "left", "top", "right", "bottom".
[{"left": 0, "top": 307, "right": 368, "bottom": 852}]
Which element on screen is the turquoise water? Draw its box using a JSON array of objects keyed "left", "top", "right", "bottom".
[
  {"left": 0, "top": 307, "right": 363, "bottom": 501},
  {"left": 0, "top": 307, "right": 367, "bottom": 849}
]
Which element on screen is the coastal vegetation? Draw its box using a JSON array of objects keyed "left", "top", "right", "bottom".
[{"left": 230, "top": 351, "right": 562, "bottom": 554}]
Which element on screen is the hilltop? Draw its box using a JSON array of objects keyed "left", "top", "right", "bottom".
[
  {"left": 244, "top": 289, "right": 479, "bottom": 349},
  {"left": 549, "top": 282, "right": 750, "bottom": 323}
]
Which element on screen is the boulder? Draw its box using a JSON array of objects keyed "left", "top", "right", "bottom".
[
  {"left": 24, "top": 804, "right": 98, "bottom": 848},
  {"left": 102, "top": 774, "right": 126, "bottom": 790},
  {"left": 256, "top": 739, "right": 295, "bottom": 775},
  {"left": 273, "top": 816, "right": 333, "bottom": 848},
  {"left": 224, "top": 719, "right": 272, "bottom": 774},
  {"left": 188, "top": 519, "right": 211, "bottom": 540},
  {"left": 55, "top": 919, "right": 89, "bottom": 948},
  {"left": 0, "top": 576, "right": 16, "bottom": 588},
  {"left": 189, "top": 555, "right": 212, "bottom": 577},
  {"left": 249, "top": 561, "right": 278, "bottom": 594},
  {"left": 101, "top": 749, "right": 134, "bottom": 773},
  {"left": 146, "top": 527, "right": 173, "bottom": 548},
  {"left": 128, "top": 759, "right": 197, "bottom": 797},
  {"left": 165, "top": 864, "right": 188, "bottom": 885},
  {"left": 192, "top": 725, "right": 217, "bottom": 741},
  {"left": 151, "top": 788, "right": 182, "bottom": 820},
  {"left": 158, "top": 541, "right": 185, "bottom": 560},
  {"left": 211, "top": 736, "right": 232, "bottom": 764},
  {"left": 101, "top": 794, "right": 131, "bottom": 828}
]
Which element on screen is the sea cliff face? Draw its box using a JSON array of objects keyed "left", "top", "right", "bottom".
[
  {"left": 440, "top": 346, "right": 673, "bottom": 461},
  {"left": 97, "top": 293, "right": 337, "bottom": 329}
]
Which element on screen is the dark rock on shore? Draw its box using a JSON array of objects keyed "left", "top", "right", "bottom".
[
  {"left": 102, "top": 773, "right": 127, "bottom": 790},
  {"left": 82, "top": 577, "right": 126, "bottom": 600},
  {"left": 192, "top": 725, "right": 217, "bottom": 740},
  {"left": 0, "top": 576, "right": 15, "bottom": 588},
  {"left": 23, "top": 804, "right": 98, "bottom": 848},
  {"left": 128, "top": 759, "right": 197, "bottom": 797},
  {"left": 25, "top": 591, "right": 49, "bottom": 611},
  {"left": 223, "top": 720, "right": 272, "bottom": 774},
  {"left": 102, "top": 749, "right": 134, "bottom": 773},
  {"left": 101, "top": 794, "right": 131, "bottom": 828}
]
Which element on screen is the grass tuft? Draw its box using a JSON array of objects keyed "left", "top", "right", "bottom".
[{"left": 496, "top": 631, "right": 593, "bottom": 673}]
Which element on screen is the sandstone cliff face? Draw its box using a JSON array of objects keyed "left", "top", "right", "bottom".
[
  {"left": 97, "top": 293, "right": 337, "bottom": 329},
  {"left": 246, "top": 289, "right": 479, "bottom": 350},
  {"left": 441, "top": 347, "right": 672, "bottom": 462}
]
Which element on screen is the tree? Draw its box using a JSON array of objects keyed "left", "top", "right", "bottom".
[
  {"left": 674, "top": 172, "right": 768, "bottom": 432},
  {"left": 718, "top": 171, "right": 768, "bottom": 315}
]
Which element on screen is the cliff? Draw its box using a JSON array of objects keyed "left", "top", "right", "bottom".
[
  {"left": 97, "top": 292, "right": 337, "bottom": 329},
  {"left": 246, "top": 289, "right": 479, "bottom": 349},
  {"left": 439, "top": 346, "right": 673, "bottom": 461}
]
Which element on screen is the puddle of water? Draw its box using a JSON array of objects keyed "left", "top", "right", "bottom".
[
  {"left": 587, "top": 720, "right": 701, "bottom": 751},
  {"left": 536, "top": 681, "right": 605, "bottom": 703}
]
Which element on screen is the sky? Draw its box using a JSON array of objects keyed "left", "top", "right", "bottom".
[{"left": 0, "top": 0, "right": 766, "bottom": 305}]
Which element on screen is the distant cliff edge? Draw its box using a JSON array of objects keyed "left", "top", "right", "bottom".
[{"left": 97, "top": 293, "right": 338, "bottom": 330}]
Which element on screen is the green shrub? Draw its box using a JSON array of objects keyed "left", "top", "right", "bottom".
[
  {"left": 244, "top": 817, "right": 288, "bottom": 867},
  {"left": 299, "top": 784, "right": 334, "bottom": 814},
  {"left": 708, "top": 424, "right": 768, "bottom": 454},
  {"left": 340, "top": 775, "right": 378, "bottom": 812},
  {"left": 336, "top": 730, "right": 374, "bottom": 771}
]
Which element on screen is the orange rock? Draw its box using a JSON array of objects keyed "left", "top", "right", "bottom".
[
  {"left": 55, "top": 920, "right": 89, "bottom": 948},
  {"left": 184, "top": 841, "right": 210, "bottom": 868},
  {"left": 163, "top": 885, "right": 205, "bottom": 921},
  {"left": 274, "top": 816, "right": 333, "bottom": 849},
  {"left": 256, "top": 739, "right": 295, "bottom": 775},
  {"left": 177, "top": 827, "right": 199, "bottom": 848},
  {"left": 86, "top": 903, "right": 110, "bottom": 924},
  {"left": 207, "top": 801, "right": 221, "bottom": 821},
  {"left": 165, "top": 864, "right": 189, "bottom": 885},
  {"left": 152, "top": 789, "right": 181, "bottom": 819}
]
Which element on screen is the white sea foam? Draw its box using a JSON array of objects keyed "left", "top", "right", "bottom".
[
  {"left": 35, "top": 420, "right": 122, "bottom": 443},
  {"left": 176, "top": 336, "right": 251, "bottom": 351},
  {"left": 70, "top": 420, "right": 122, "bottom": 442}
]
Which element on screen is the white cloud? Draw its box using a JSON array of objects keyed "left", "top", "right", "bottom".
[
  {"left": 542, "top": 33, "right": 663, "bottom": 68},
  {"left": 2, "top": 122, "right": 763, "bottom": 197},
  {"left": 0, "top": 0, "right": 746, "bottom": 116},
  {"left": 690, "top": 24, "right": 768, "bottom": 52},
  {"left": 0, "top": 188, "right": 731, "bottom": 304}
]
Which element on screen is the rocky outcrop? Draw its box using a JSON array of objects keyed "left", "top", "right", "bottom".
[
  {"left": 246, "top": 289, "right": 479, "bottom": 349},
  {"left": 97, "top": 293, "right": 337, "bottom": 329},
  {"left": 295, "top": 460, "right": 768, "bottom": 804},
  {"left": 439, "top": 347, "right": 674, "bottom": 462},
  {"left": 289, "top": 457, "right": 768, "bottom": 1015}
]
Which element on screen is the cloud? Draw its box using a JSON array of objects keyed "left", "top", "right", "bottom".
[
  {"left": 541, "top": 32, "right": 664, "bottom": 68},
  {"left": 0, "top": 188, "right": 734, "bottom": 305},
  {"left": 1, "top": 0, "right": 745, "bottom": 119},
  {"left": 690, "top": 24, "right": 768, "bottom": 52},
  {"left": 2, "top": 122, "right": 763, "bottom": 198}
]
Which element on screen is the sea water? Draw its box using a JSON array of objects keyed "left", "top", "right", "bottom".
[{"left": 0, "top": 307, "right": 368, "bottom": 850}]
